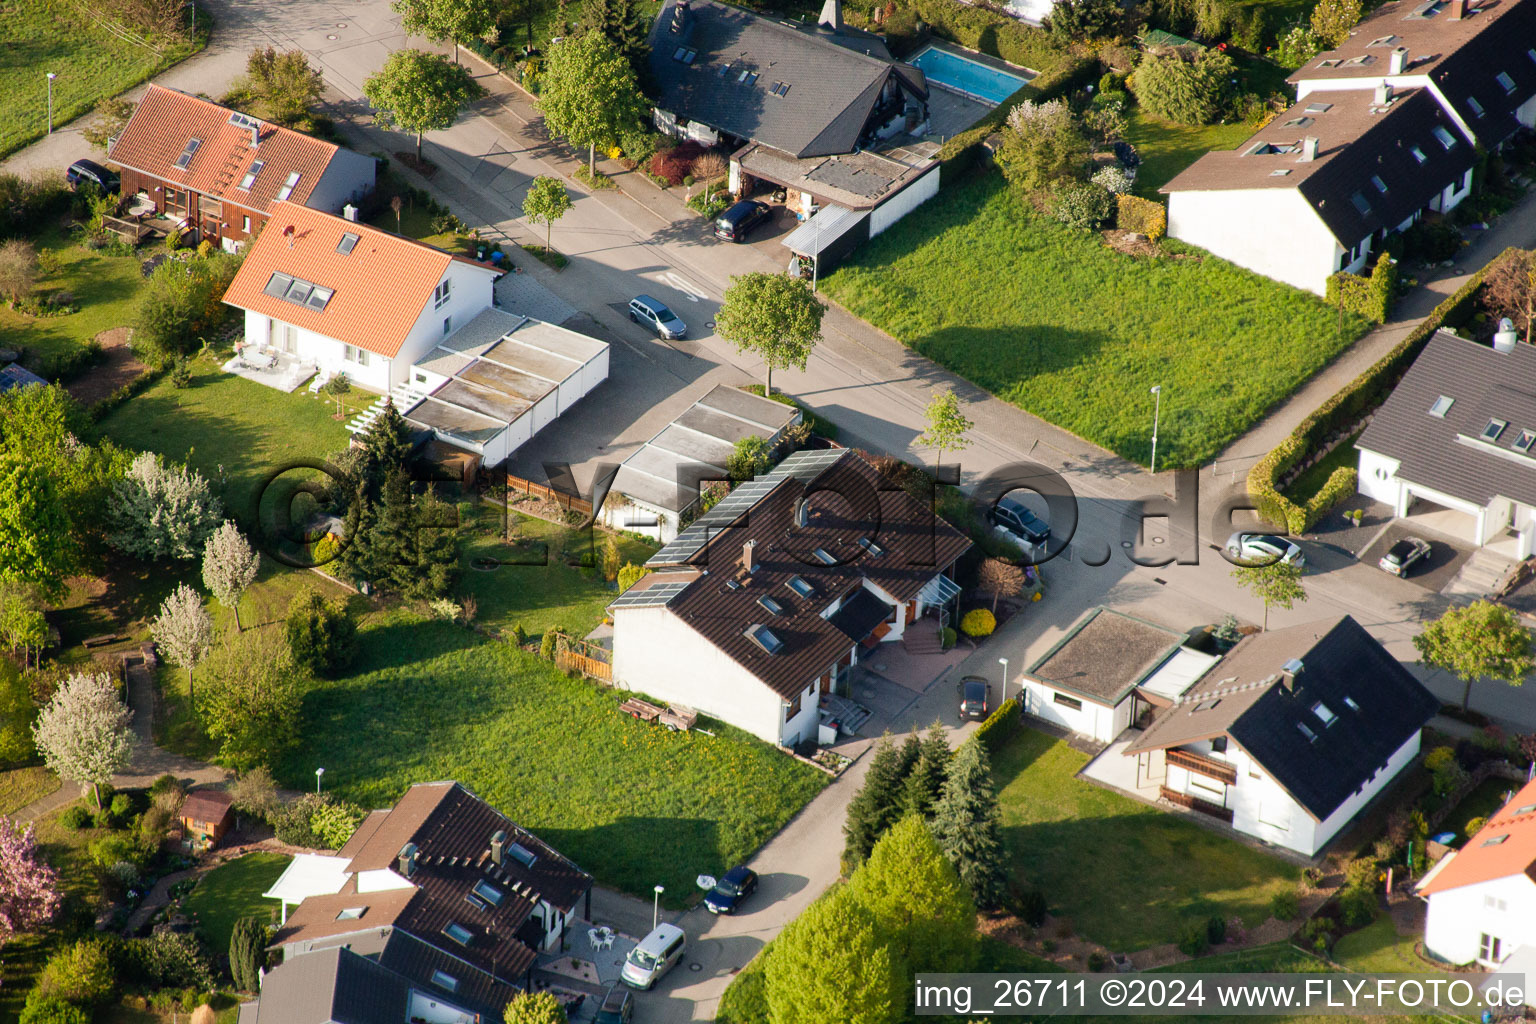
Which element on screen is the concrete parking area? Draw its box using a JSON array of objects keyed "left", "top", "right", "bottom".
[{"left": 1357, "top": 521, "right": 1474, "bottom": 595}]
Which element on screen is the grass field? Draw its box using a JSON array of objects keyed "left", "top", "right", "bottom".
[
  {"left": 181, "top": 852, "right": 288, "bottom": 952},
  {"left": 269, "top": 613, "right": 826, "bottom": 900},
  {"left": 0, "top": 765, "right": 59, "bottom": 815},
  {"left": 822, "top": 172, "right": 1366, "bottom": 467},
  {"left": 0, "top": 0, "right": 203, "bottom": 159},
  {"left": 992, "top": 727, "right": 1298, "bottom": 950},
  {"left": 1332, "top": 913, "right": 1426, "bottom": 974},
  {"left": 0, "top": 228, "right": 153, "bottom": 377}
]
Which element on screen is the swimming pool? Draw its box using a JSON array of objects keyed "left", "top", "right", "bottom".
[{"left": 908, "top": 45, "right": 1029, "bottom": 106}]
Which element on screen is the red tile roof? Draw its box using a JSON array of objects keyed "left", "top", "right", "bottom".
[
  {"left": 1420, "top": 777, "right": 1536, "bottom": 895},
  {"left": 221, "top": 203, "right": 497, "bottom": 358},
  {"left": 108, "top": 85, "right": 339, "bottom": 212}
]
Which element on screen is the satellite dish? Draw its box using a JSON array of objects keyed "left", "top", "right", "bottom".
[{"left": 696, "top": 874, "right": 717, "bottom": 891}]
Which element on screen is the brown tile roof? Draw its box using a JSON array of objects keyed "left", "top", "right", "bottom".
[
  {"left": 636, "top": 450, "right": 971, "bottom": 701},
  {"left": 1025, "top": 607, "right": 1187, "bottom": 705},
  {"left": 272, "top": 886, "right": 419, "bottom": 946},
  {"left": 1420, "top": 776, "right": 1536, "bottom": 894},
  {"left": 1162, "top": 88, "right": 1476, "bottom": 244},
  {"left": 179, "top": 789, "right": 233, "bottom": 823},
  {"left": 107, "top": 85, "right": 339, "bottom": 212},
  {"left": 221, "top": 203, "right": 498, "bottom": 358}
]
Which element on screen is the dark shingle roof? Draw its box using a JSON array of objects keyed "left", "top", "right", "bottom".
[
  {"left": 1129, "top": 617, "right": 1438, "bottom": 821},
  {"left": 648, "top": 0, "right": 922, "bottom": 158},
  {"left": 1025, "top": 607, "right": 1188, "bottom": 705},
  {"left": 245, "top": 947, "right": 410, "bottom": 1024},
  {"left": 1357, "top": 329, "right": 1536, "bottom": 508}
]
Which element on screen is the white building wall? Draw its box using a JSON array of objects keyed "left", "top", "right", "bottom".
[
  {"left": 869, "top": 166, "right": 940, "bottom": 238},
  {"left": 1021, "top": 680, "right": 1122, "bottom": 742},
  {"left": 1356, "top": 447, "right": 1403, "bottom": 506},
  {"left": 305, "top": 149, "right": 377, "bottom": 215},
  {"left": 1519, "top": 95, "right": 1536, "bottom": 131},
  {"left": 396, "top": 263, "right": 498, "bottom": 389},
  {"left": 612, "top": 606, "right": 811, "bottom": 745},
  {"left": 243, "top": 309, "right": 392, "bottom": 392},
  {"left": 1424, "top": 875, "right": 1536, "bottom": 966},
  {"left": 1166, "top": 189, "right": 1342, "bottom": 295}
]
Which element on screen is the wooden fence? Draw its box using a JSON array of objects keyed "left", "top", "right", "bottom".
[
  {"left": 505, "top": 473, "right": 592, "bottom": 516},
  {"left": 556, "top": 650, "right": 612, "bottom": 681}
]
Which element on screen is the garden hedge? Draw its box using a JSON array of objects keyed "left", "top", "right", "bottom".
[
  {"left": 970, "top": 696, "right": 1021, "bottom": 754},
  {"left": 1246, "top": 250, "right": 1510, "bottom": 533},
  {"left": 1325, "top": 253, "right": 1397, "bottom": 326},
  {"left": 1116, "top": 195, "right": 1167, "bottom": 240}
]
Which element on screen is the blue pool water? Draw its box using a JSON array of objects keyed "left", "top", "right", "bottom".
[{"left": 909, "top": 46, "right": 1028, "bottom": 105}]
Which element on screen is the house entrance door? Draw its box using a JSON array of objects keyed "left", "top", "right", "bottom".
[{"left": 280, "top": 324, "right": 297, "bottom": 354}]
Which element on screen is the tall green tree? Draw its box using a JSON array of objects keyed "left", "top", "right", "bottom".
[
  {"left": 393, "top": 0, "right": 497, "bottom": 64},
  {"left": 285, "top": 588, "right": 358, "bottom": 677},
  {"left": 522, "top": 175, "right": 572, "bottom": 249},
  {"left": 901, "top": 722, "right": 951, "bottom": 819},
  {"left": 201, "top": 628, "right": 302, "bottom": 772},
  {"left": 715, "top": 273, "right": 825, "bottom": 395},
  {"left": 1310, "top": 0, "right": 1362, "bottom": 46},
  {"left": 578, "top": 0, "right": 649, "bottom": 73},
  {"left": 357, "top": 398, "right": 416, "bottom": 494},
  {"left": 363, "top": 49, "right": 486, "bottom": 161},
  {"left": 917, "top": 389, "right": 972, "bottom": 471},
  {"left": 1415, "top": 600, "right": 1534, "bottom": 713},
  {"left": 932, "top": 739, "right": 1008, "bottom": 910},
  {"left": 373, "top": 473, "right": 458, "bottom": 600},
  {"left": 245, "top": 47, "right": 324, "bottom": 126},
  {"left": 538, "top": 33, "right": 647, "bottom": 177},
  {"left": 0, "top": 458, "right": 72, "bottom": 602},
  {"left": 229, "top": 917, "right": 268, "bottom": 993},
  {"left": 764, "top": 885, "right": 901, "bottom": 1024},
  {"left": 1230, "top": 559, "right": 1307, "bottom": 631},
  {"left": 842, "top": 734, "right": 908, "bottom": 869},
  {"left": 846, "top": 815, "right": 976, "bottom": 978}
]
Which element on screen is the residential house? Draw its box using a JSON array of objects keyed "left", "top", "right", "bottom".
[
  {"left": 1356, "top": 328, "right": 1536, "bottom": 557},
  {"left": 648, "top": 0, "right": 944, "bottom": 269},
  {"left": 1418, "top": 776, "right": 1536, "bottom": 968},
  {"left": 107, "top": 84, "right": 376, "bottom": 252},
  {"left": 221, "top": 202, "right": 502, "bottom": 393},
  {"left": 1124, "top": 616, "right": 1438, "bottom": 857},
  {"left": 1163, "top": 0, "right": 1536, "bottom": 294},
  {"left": 253, "top": 781, "right": 592, "bottom": 1024},
  {"left": 601, "top": 384, "right": 801, "bottom": 542},
  {"left": 609, "top": 449, "right": 971, "bottom": 746},
  {"left": 179, "top": 789, "right": 234, "bottom": 851},
  {"left": 1020, "top": 607, "right": 1219, "bottom": 744}
]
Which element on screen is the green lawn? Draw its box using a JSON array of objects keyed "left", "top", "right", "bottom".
[
  {"left": 992, "top": 727, "right": 1298, "bottom": 951},
  {"left": 270, "top": 613, "right": 826, "bottom": 900},
  {"left": 822, "top": 171, "right": 1366, "bottom": 467},
  {"left": 1441, "top": 776, "right": 1522, "bottom": 842},
  {"left": 1332, "top": 913, "right": 1425, "bottom": 974},
  {"left": 1282, "top": 429, "right": 1363, "bottom": 505},
  {"left": 181, "top": 852, "right": 288, "bottom": 952},
  {"left": 1126, "top": 112, "right": 1259, "bottom": 198},
  {"left": 0, "top": 765, "right": 59, "bottom": 816},
  {"left": 459, "top": 505, "right": 657, "bottom": 637},
  {"left": 0, "top": 0, "right": 204, "bottom": 159},
  {"left": 0, "top": 228, "right": 152, "bottom": 377}
]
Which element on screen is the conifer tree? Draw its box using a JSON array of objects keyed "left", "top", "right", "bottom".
[
  {"left": 847, "top": 816, "right": 976, "bottom": 978},
  {"left": 932, "top": 739, "right": 1008, "bottom": 910},
  {"left": 842, "top": 734, "right": 905, "bottom": 869},
  {"left": 901, "top": 721, "right": 952, "bottom": 819}
]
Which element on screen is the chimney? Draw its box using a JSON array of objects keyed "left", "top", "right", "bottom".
[
  {"left": 1389, "top": 46, "right": 1409, "bottom": 74},
  {"left": 343, "top": 203, "right": 358, "bottom": 222},
  {"left": 1448, "top": 0, "right": 1465, "bottom": 18},
  {"left": 1280, "top": 658, "right": 1304, "bottom": 693},
  {"left": 1299, "top": 136, "right": 1319, "bottom": 162},
  {"left": 250, "top": 123, "right": 260, "bottom": 148},
  {"left": 1374, "top": 82, "right": 1393, "bottom": 105},
  {"left": 282, "top": 223, "right": 295, "bottom": 248},
  {"left": 490, "top": 829, "right": 506, "bottom": 866},
  {"left": 818, "top": 0, "right": 844, "bottom": 32},
  {"left": 670, "top": 0, "right": 690, "bottom": 33},
  {"left": 397, "top": 842, "right": 418, "bottom": 878},
  {"left": 794, "top": 498, "right": 809, "bottom": 528},
  {"left": 743, "top": 538, "right": 758, "bottom": 573}
]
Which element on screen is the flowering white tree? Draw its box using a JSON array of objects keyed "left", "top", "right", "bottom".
[
  {"left": 152, "top": 583, "right": 214, "bottom": 701},
  {"left": 107, "top": 452, "right": 223, "bottom": 561},
  {"left": 201, "top": 522, "right": 260, "bottom": 631},
  {"left": 32, "top": 672, "right": 134, "bottom": 808},
  {"left": 0, "top": 816, "right": 62, "bottom": 941}
]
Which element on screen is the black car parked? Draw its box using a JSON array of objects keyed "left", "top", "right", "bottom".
[
  {"left": 66, "top": 159, "right": 117, "bottom": 193},
  {"left": 988, "top": 496, "right": 1051, "bottom": 544},
  {"left": 958, "top": 676, "right": 991, "bottom": 721},
  {"left": 715, "top": 200, "right": 772, "bottom": 242},
  {"left": 704, "top": 865, "right": 759, "bottom": 914}
]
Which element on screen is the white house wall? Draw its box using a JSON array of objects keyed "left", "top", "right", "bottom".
[
  {"left": 1021, "top": 680, "right": 1122, "bottom": 743},
  {"left": 244, "top": 309, "right": 392, "bottom": 392},
  {"left": 1356, "top": 447, "right": 1404, "bottom": 507},
  {"left": 305, "top": 149, "right": 377, "bottom": 215},
  {"left": 612, "top": 606, "right": 801, "bottom": 745},
  {"left": 1167, "top": 189, "right": 1342, "bottom": 295},
  {"left": 396, "top": 264, "right": 499, "bottom": 389},
  {"left": 869, "top": 166, "right": 940, "bottom": 238},
  {"left": 1519, "top": 95, "right": 1536, "bottom": 131},
  {"left": 1424, "top": 874, "right": 1536, "bottom": 966}
]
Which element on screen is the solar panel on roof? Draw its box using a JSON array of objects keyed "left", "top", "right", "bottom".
[{"left": 609, "top": 579, "right": 693, "bottom": 609}]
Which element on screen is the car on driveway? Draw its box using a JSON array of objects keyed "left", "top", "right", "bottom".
[
  {"left": 704, "top": 865, "right": 758, "bottom": 914},
  {"left": 958, "top": 676, "right": 991, "bottom": 721},
  {"left": 621, "top": 923, "right": 686, "bottom": 989},
  {"left": 1224, "top": 532, "right": 1306, "bottom": 569},
  {"left": 594, "top": 987, "right": 633, "bottom": 1024},
  {"left": 715, "top": 200, "right": 772, "bottom": 242},
  {"left": 629, "top": 295, "right": 687, "bottom": 340},
  {"left": 66, "top": 159, "right": 117, "bottom": 193},
  {"left": 1378, "top": 536, "right": 1432, "bottom": 577},
  {"left": 988, "top": 497, "right": 1050, "bottom": 545}
]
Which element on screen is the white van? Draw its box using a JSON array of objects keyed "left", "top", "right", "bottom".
[{"left": 620, "top": 923, "right": 686, "bottom": 989}]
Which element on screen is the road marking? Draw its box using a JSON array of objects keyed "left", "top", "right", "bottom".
[{"left": 659, "top": 271, "right": 709, "bottom": 302}]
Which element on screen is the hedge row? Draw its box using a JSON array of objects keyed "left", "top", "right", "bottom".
[
  {"left": 970, "top": 696, "right": 1021, "bottom": 754},
  {"left": 1246, "top": 250, "right": 1510, "bottom": 533},
  {"left": 1325, "top": 254, "right": 1397, "bottom": 326}
]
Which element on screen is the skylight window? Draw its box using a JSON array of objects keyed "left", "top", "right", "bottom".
[
  {"left": 787, "top": 576, "right": 814, "bottom": 598},
  {"left": 738, "top": 69, "right": 750, "bottom": 82},
  {"left": 1515, "top": 804, "right": 1536, "bottom": 815},
  {"left": 285, "top": 279, "right": 314, "bottom": 305},
  {"left": 773, "top": 82, "right": 791, "bottom": 97},
  {"left": 673, "top": 46, "right": 697, "bottom": 62},
  {"left": 238, "top": 160, "right": 264, "bottom": 190},
  {"left": 337, "top": 232, "right": 360, "bottom": 255},
  {"left": 812, "top": 547, "right": 837, "bottom": 565},
  {"left": 306, "top": 286, "right": 333, "bottom": 311},
  {"left": 1367, "top": 34, "right": 1398, "bottom": 46},
  {"left": 1481, "top": 418, "right": 1508, "bottom": 442},
  {"left": 1270, "top": 169, "right": 1292, "bottom": 176},
  {"left": 334, "top": 907, "right": 365, "bottom": 920},
  {"left": 858, "top": 537, "right": 884, "bottom": 557},
  {"left": 228, "top": 111, "right": 261, "bottom": 130},
  {"left": 758, "top": 595, "right": 785, "bottom": 616},
  {"left": 471, "top": 879, "right": 504, "bottom": 907},
  {"left": 264, "top": 272, "right": 333, "bottom": 312},
  {"left": 1193, "top": 698, "right": 1221, "bottom": 712},
  {"left": 1312, "top": 701, "right": 1337, "bottom": 726},
  {"left": 430, "top": 970, "right": 459, "bottom": 993},
  {"left": 507, "top": 842, "right": 537, "bottom": 868},
  {"left": 1482, "top": 834, "right": 1510, "bottom": 847},
  {"left": 1528, "top": 48, "right": 1536, "bottom": 65},
  {"left": 275, "top": 171, "right": 302, "bottom": 202},
  {"left": 1468, "top": 96, "right": 1485, "bottom": 117},
  {"left": 745, "top": 624, "right": 784, "bottom": 654},
  {"left": 1305, "top": 102, "right": 1333, "bottom": 113},
  {"left": 1283, "top": 116, "right": 1313, "bottom": 128},
  {"left": 1296, "top": 721, "right": 1317, "bottom": 742},
  {"left": 173, "top": 138, "right": 202, "bottom": 169},
  {"left": 1433, "top": 125, "right": 1457, "bottom": 150},
  {"left": 1318, "top": 59, "right": 1341, "bottom": 68},
  {"left": 1411, "top": 146, "right": 1428, "bottom": 164},
  {"left": 1371, "top": 175, "right": 1388, "bottom": 193},
  {"left": 1429, "top": 395, "right": 1454, "bottom": 417},
  {"left": 1350, "top": 192, "right": 1372, "bottom": 215},
  {"left": 442, "top": 922, "right": 474, "bottom": 946},
  {"left": 1496, "top": 71, "right": 1517, "bottom": 94},
  {"left": 1343, "top": 696, "right": 1360, "bottom": 712},
  {"left": 718, "top": 62, "right": 731, "bottom": 76},
  {"left": 744, "top": 71, "right": 759, "bottom": 85},
  {"left": 1515, "top": 430, "right": 1536, "bottom": 454},
  {"left": 1342, "top": 55, "right": 1373, "bottom": 66}
]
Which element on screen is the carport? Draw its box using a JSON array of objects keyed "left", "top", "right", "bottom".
[{"left": 1399, "top": 484, "right": 1483, "bottom": 545}]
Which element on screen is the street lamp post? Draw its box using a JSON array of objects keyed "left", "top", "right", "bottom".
[
  {"left": 652, "top": 885, "right": 665, "bottom": 929},
  {"left": 997, "top": 657, "right": 1009, "bottom": 705},
  {"left": 46, "top": 73, "right": 56, "bottom": 135},
  {"left": 1149, "top": 385, "right": 1162, "bottom": 475},
  {"left": 315, "top": 767, "right": 325, "bottom": 794}
]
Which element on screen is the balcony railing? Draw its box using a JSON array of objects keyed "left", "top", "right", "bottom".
[
  {"left": 1160, "top": 785, "right": 1234, "bottom": 823},
  {"left": 1166, "top": 748, "right": 1238, "bottom": 786}
]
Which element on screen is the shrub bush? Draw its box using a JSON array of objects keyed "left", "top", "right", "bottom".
[
  {"left": 36, "top": 939, "right": 116, "bottom": 1006},
  {"left": 1132, "top": 50, "right": 1237, "bottom": 126},
  {"left": 1270, "top": 889, "right": 1299, "bottom": 920},
  {"left": 1325, "top": 254, "right": 1397, "bottom": 325},
  {"left": 285, "top": 588, "right": 358, "bottom": 677},
  {"left": 0, "top": 171, "right": 71, "bottom": 239},
  {"left": 1090, "top": 165, "right": 1134, "bottom": 196},
  {"left": 1273, "top": 25, "right": 1322, "bottom": 68},
  {"left": 1206, "top": 915, "right": 1227, "bottom": 945},
  {"left": 137, "top": 930, "right": 216, "bottom": 991},
  {"left": 960, "top": 608, "right": 996, "bottom": 637},
  {"left": 1009, "top": 883, "right": 1048, "bottom": 926},
  {"left": 1464, "top": 815, "right": 1487, "bottom": 838},
  {"left": 940, "top": 626, "right": 958, "bottom": 648},
  {"left": 1337, "top": 886, "right": 1377, "bottom": 927},
  {"left": 972, "top": 696, "right": 1021, "bottom": 753},
  {"left": 1047, "top": 182, "right": 1114, "bottom": 230},
  {"left": 1086, "top": 951, "right": 1108, "bottom": 971},
  {"left": 1402, "top": 220, "right": 1462, "bottom": 263},
  {"left": 1177, "top": 919, "right": 1210, "bottom": 956},
  {"left": 648, "top": 141, "right": 705, "bottom": 187},
  {"left": 1116, "top": 195, "right": 1166, "bottom": 240},
  {"left": 18, "top": 995, "right": 90, "bottom": 1024},
  {"left": 60, "top": 805, "right": 93, "bottom": 831}
]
